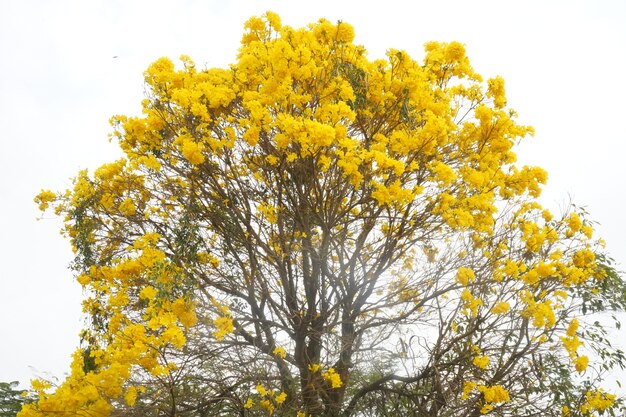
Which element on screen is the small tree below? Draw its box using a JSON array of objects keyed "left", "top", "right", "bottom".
[{"left": 1, "top": 381, "right": 29, "bottom": 417}]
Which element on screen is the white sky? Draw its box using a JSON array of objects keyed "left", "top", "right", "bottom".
[{"left": 1, "top": 0, "right": 625, "bottom": 396}]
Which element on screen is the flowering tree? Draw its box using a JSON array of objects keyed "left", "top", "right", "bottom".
[{"left": 25, "top": 12, "right": 626, "bottom": 417}]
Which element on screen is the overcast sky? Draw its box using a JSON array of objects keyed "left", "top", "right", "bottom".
[{"left": 1, "top": 0, "right": 625, "bottom": 396}]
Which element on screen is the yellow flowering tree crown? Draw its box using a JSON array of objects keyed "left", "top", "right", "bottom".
[{"left": 27, "top": 12, "right": 626, "bottom": 417}]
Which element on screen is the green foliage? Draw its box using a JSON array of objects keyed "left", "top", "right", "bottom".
[{"left": 0, "top": 382, "right": 29, "bottom": 417}]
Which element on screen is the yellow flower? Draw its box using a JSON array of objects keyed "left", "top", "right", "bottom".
[
  {"left": 322, "top": 368, "right": 343, "bottom": 388},
  {"left": 180, "top": 137, "right": 205, "bottom": 165},
  {"left": 213, "top": 316, "right": 234, "bottom": 341},
  {"left": 124, "top": 386, "right": 137, "bottom": 406},
  {"left": 273, "top": 346, "right": 286, "bottom": 359},
  {"left": 581, "top": 390, "right": 616, "bottom": 414},
  {"left": 172, "top": 297, "right": 198, "bottom": 328},
  {"left": 308, "top": 363, "right": 321, "bottom": 373},
  {"left": 119, "top": 198, "right": 136, "bottom": 216},
  {"left": 265, "top": 11, "right": 282, "bottom": 30},
  {"left": 575, "top": 355, "right": 589, "bottom": 373},
  {"left": 461, "top": 380, "right": 476, "bottom": 400},
  {"left": 275, "top": 391, "right": 287, "bottom": 404},
  {"left": 490, "top": 301, "right": 510, "bottom": 315},
  {"left": 260, "top": 399, "right": 275, "bottom": 415},
  {"left": 473, "top": 355, "right": 490, "bottom": 369},
  {"left": 31, "top": 379, "right": 51, "bottom": 392},
  {"left": 566, "top": 319, "right": 579, "bottom": 337},
  {"left": 243, "top": 398, "right": 254, "bottom": 408},
  {"left": 487, "top": 76, "right": 506, "bottom": 108},
  {"left": 478, "top": 384, "right": 510, "bottom": 403},
  {"left": 256, "top": 384, "right": 267, "bottom": 396},
  {"left": 572, "top": 249, "right": 595, "bottom": 268},
  {"left": 266, "top": 155, "right": 280, "bottom": 166},
  {"left": 444, "top": 41, "right": 466, "bottom": 61},
  {"left": 335, "top": 21, "right": 355, "bottom": 42},
  {"left": 34, "top": 190, "right": 57, "bottom": 211},
  {"left": 100, "top": 193, "right": 115, "bottom": 210},
  {"left": 162, "top": 325, "right": 186, "bottom": 348},
  {"left": 456, "top": 267, "right": 475, "bottom": 286},
  {"left": 461, "top": 289, "right": 483, "bottom": 317},
  {"left": 139, "top": 286, "right": 158, "bottom": 300},
  {"left": 431, "top": 161, "right": 457, "bottom": 184},
  {"left": 567, "top": 213, "right": 583, "bottom": 234}
]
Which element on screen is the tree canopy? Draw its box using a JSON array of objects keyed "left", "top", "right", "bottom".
[{"left": 26, "top": 12, "right": 626, "bottom": 417}]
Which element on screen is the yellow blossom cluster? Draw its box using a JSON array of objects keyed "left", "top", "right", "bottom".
[
  {"left": 272, "top": 346, "right": 287, "bottom": 359},
  {"left": 580, "top": 390, "right": 616, "bottom": 415},
  {"left": 490, "top": 301, "right": 510, "bottom": 315},
  {"left": 478, "top": 385, "right": 510, "bottom": 414},
  {"left": 461, "top": 288, "right": 483, "bottom": 317},
  {"left": 462, "top": 381, "right": 510, "bottom": 414},
  {"left": 456, "top": 267, "right": 476, "bottom": 286},
  {"left": 321, "top": 368, "right": 343, "bottom": 388},
  {"left": 212, "top": 301, "right": 234, "bottom": 341},
  {"left": 247, "top": 383, "right": 288, "bottom": 416},
  {"left": 20, "top": 228, "right": 200, "bottom": 416},
  {"left": 560, "top": 319, "right": 589, "bottom": 373},
  {"left": 473, "top": 354, "right": 490, "bottom": 369}
]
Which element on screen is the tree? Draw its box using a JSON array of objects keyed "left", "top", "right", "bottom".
[
  {"left": 25, "top": 12, "right": 626, "bottom": 417},
  {"left": 1, "top": 381, "right": 30, "bottom": 417}
]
